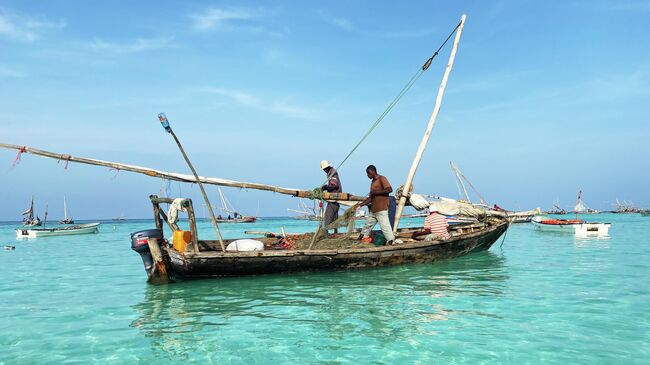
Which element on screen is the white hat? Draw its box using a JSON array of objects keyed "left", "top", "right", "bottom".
[
  {"left": 320, "top": 160, "right": 332, "bottom": 169},
  {"left": 428, "top": 202, "right": 441, "bottom": 212}
]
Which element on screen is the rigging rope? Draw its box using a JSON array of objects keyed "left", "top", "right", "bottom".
[
  {"left": 313, "top": 20, "right": 462, "bottom": 235},
  {"left": 333, "top": 20, "right": 462, "bottom": 173}
]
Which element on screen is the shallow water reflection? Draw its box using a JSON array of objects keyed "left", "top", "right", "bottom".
[{"left": 131, "top": 252, "right": 507, "bottom": 361}]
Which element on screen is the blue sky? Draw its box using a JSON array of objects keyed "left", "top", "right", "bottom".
[{"left": 1, "top": 0, "right": 649, "bottom": 220}]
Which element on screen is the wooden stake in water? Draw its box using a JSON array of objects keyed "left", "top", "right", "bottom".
[
  {"left": 393, "top": 14, "right": 467, "bottom": 233},
  {"left": 157, "top": 113, "right": 225, "bottom": 251}
]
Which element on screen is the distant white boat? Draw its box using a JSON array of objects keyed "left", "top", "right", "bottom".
[
  {"left": 532, "top": 216, "right": 610, "bottom": 237},
  {"left": 15, "top": 223, "right": 100, "bottom": 238},
  {"left": 112, "top": 213, "right": 127, "bottom": 221}
]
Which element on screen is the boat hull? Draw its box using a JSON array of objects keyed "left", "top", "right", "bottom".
[
  {"left": 510, "top": 216, "right": 533, "bottom": 223},
  {"left": 215, "top": 217, "right": 257, "bottom": 223},
  {"left": 531, "top": 220, "right": 610, "bottom": 236},
  {"left": 162, "top": 221, "right": 508, "bottom": 279},
  {"left": 16, "top": 223, "right": 100, "bottom": 238}
]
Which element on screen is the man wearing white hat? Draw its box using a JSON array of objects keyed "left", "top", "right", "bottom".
[
  {"left": 320, "top": 160, "right": 342, "bottom": 234},
  {"left": 423, "top": 202, "right": 450, "bottom": 240}
]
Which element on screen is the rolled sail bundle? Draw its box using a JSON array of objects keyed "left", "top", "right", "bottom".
[{"left": 408, "top": 193, "right": 506, "bottom": 218}]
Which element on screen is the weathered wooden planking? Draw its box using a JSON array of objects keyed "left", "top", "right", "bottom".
[{"left": 161, "top": 220, "right": 506, "bottom": 279}]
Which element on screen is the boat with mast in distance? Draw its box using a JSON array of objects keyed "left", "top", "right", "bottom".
[
  {"left": 16, "top": 222, "right": 100, "bottom": 238},
  {"left": 612, "top": 199, "right": 640, "bottom": 213},
  {"left": 571, "top": 190, "right": 600, "bottom": 214},
  {"left": 16, "top": 200, "right": 100, "bottom": 238},
  {"left": 59, "top": 196, "right": 74, "bottom": 224},
  {"left": 215, "top": 188, "right": 256, "bottom": 223},
  {"left": 21, "top": 196, "right": 42, "bottom": 227},
  {"left": 546, "top": 200, "right": 567, "bottom": 215},
  {"left": 288, "top": 199, "right": 321, "bottom": 220}
]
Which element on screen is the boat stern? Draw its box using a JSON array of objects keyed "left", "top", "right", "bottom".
[{"left": 575, "top": 223, "right": 611, "bottom": 237}]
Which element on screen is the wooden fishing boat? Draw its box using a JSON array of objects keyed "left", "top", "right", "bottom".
[
  {"left": 15, "top": 222, "right": 100, "bottom": 238},
  {"left": 131, "top": 196, "right": 508, "bottom": 283},
  {"left": 531, "top": 216, "right": 610, "bottom": 236}
]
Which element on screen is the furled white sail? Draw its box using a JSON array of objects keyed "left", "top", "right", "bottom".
[{"left": 573, "top": 190, "right": 586, "bottom": 212}]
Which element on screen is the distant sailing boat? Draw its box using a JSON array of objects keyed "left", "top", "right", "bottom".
[
  {"left": 216, "top": 188, "right": 256, "bottom": 223},
  {"left": 549, "top": 199, "right": 566, "bottom": 214},
  {"left": 288, "top": 199, "right": 321, "bottom": 220},
  {"left": 21, "top": 196, "right": 42, "bottom": 227},
  {"left": 572, "top": 190, "right": 599, "bottom": 214},
  {"left": 112, "top": 213, "right": 127, "bottom": 221},
  {"left": 59, "top": 196, "right": 75, "bottom": 224}
]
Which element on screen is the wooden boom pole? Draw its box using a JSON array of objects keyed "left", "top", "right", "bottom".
[
  {"left": 393, "top": 14, "right": 467, "bottom": 233},
  {"left": 0, "top": 143, "right": 364, "bottom": 203},
  {"left": 157, "top": 113, "right": 226, "bottom": 250}
]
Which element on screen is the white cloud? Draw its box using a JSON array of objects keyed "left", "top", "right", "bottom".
[
  {"left": 190, "top": 7, "right": 256, "bottom": 31},
  {"left": 198, "top": 87, "right": 318, "bottom": 119},
  {"left": 88, "top": 37, "right": 174, "bottom": 55},
  {"left": 0, "top": 11, "right": 65, "bottom": 42}
]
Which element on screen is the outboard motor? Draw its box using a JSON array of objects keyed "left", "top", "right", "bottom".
[{"left": 131, "top": 229, "right": 163, "bottom": 273}]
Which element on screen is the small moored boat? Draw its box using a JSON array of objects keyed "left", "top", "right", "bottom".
[
  {"left": 16, "top": 222, "right": 100, "bottom": 238},
  {"left": 532, "top": 216, "right": 610, "bottom": 236},
  {"left": 214, "top": 188, "right": 257, "bottom": 223}
]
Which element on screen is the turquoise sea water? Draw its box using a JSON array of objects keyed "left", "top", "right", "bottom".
[{"left": 1, "top": 213, "right": 649, "bottom": 364}]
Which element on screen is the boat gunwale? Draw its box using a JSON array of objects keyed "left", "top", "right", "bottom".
[{"left": 180, "top": 220, "right": 507, "bottom": 259}]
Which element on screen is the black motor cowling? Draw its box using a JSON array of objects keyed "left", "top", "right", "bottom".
[{"left": 131, "top": 229, "right": 163, "bottom": 273}]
